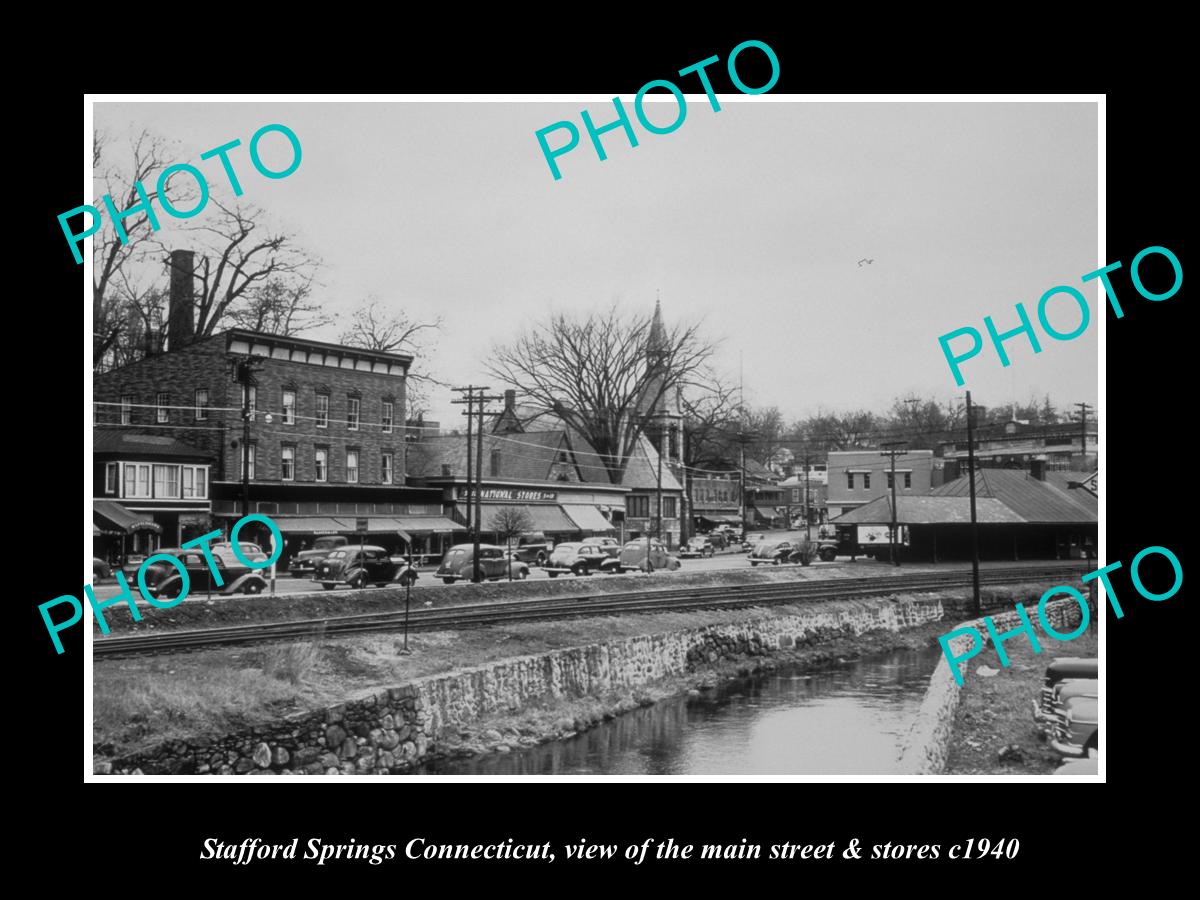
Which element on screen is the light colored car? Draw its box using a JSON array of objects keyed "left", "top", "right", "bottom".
[
  {"left": 1032, "top": 658, "right": 1099, "bottom": 758},
  {"left": 602, "top": 539, "right": 681, "bottom": 574},
  {"left": 679, "top": 537, "right": 715, "bottom": 558}
]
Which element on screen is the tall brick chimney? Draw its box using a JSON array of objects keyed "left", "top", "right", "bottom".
[{"left": 167, "top": 250, "right": 196, "bottom": 350}]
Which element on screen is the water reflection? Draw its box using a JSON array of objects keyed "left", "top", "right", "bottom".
[{"left": 416, "top": 646, "right": 942, "bottom": 775}]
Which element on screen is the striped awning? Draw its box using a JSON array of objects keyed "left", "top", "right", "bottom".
[
  {"left": 94, "top": 500, "right": 162, "bottom": 535},
  {"left": 561, "top": 504, "right": 614, "bottom": 532}
]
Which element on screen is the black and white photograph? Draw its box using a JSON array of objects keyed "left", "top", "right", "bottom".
[{"left": 77, "top": 95, "right": 1110, "bottom": 782}]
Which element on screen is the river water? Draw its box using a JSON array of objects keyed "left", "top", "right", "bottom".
[{"left": 416, "top": 645, "right": 942, "bottom": 776}]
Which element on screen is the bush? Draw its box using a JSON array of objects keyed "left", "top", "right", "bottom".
[{"left": 261, "top": 630, "right": 325, "bottom": 685}]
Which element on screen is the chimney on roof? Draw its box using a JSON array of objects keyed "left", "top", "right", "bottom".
[
  {"left": 441, "top": 464, "right": 452, "bottom": 477},
  {"left": 167, "top": 250, "right": 195, "bottom": 351},
  {"left": 504, "top": 389, "right": 516, "bottom": 412},
  {"left": 1030, "top": 459, "right": 1047, "bottom": 481}
]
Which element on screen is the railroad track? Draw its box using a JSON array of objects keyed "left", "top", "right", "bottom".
[{"left": 93, "top": 564, "right": 1085, "bottom": 658}]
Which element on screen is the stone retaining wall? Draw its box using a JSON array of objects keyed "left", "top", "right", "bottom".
[
  {"left": 102, "top": 596, "right": 942, "bottom": 775},
  {"left": 895, "top": 594, "right": 1095, "bottom": 774}
]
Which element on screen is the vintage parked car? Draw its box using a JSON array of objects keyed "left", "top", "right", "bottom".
[
  {"left": 749, "top": 538, "right": 815, "bottom": 566},
  {"left": 211, "top": 541, "right": 270, "bottom": 564},
  {"left": 1032, "top": 657, "right": 1099, "bottom": 757},
  {"left": 436, "top": 543, "right": 530, "bottom": 583},
  {"left": 742, "top": 533, "right": 767, "bottom": 552},
  {"left": 510, "top": 532, "right": 554, "bottom": 566},
  {"left": 545, "top": 542, "right": 612, "bottom": 577},
  {"left": 139, "top": 547, "right": 269, "bottom": 598},
  {"left": 679, "top": 536, "right": 715, "bottom": 559},
  {"left": 314, "top": 545, "right": 410, "bottom": 590},
  {"left": 289, "top": 535, "right": 349, "bottom": 578},
  {"left": 594, "top": 536, "right": 622, "bottom": 557},
  {"left": 704, "top": 531, "right": 730, "bottom": 550},
  {"left": 93, "top": 557, "right": 113, "bottom": 581},
  {"left": 602, "top": 539, "right": 682, "bottom": 574}
]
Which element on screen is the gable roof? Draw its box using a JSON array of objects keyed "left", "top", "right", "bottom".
[
  {"left": 932, "top": 468, "right": 1097, "bottom": 523},
  {"left": 834, "top": 495, "right": 1024, "bottom": 525},
  {"left": 405, "top": 430, "right": 620, "bottom": 486}
]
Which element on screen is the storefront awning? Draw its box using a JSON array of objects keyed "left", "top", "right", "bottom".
[
  {"left": 94, "top": 500, "right": 163, "bottom": 535},
  {"left": 271, "top": 516, "right": 347, "bottom": 534},
  {"left": 479, "top": 503, "right": 577, "bottom": 533},
  {"left": 393, "top": 516, "right": 465, "bottom": 534},
  {"left": 750, "top": 504, "right": 781, "bottom": 521},
  {"left": 561, "top": 504, "right": 614, "bottom": 532}
]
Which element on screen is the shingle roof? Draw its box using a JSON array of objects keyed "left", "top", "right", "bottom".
[
  {"left": 406, "top": 430, "right": 622, "bottom": 486},
  {"left": 932, "top": 469, "right": 1097, "bottom": 523},
  {"left": 834, "top": 495, "right": 1024, "bottom": 525}
]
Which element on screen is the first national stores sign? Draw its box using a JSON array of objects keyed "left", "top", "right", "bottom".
[{"left": 456, "top": 488, "right": 558, "bottom": 503}]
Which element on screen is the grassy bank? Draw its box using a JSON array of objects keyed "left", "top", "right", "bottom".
[{"left": 943, "top": 624, "right": 1098, "bottom": 775}]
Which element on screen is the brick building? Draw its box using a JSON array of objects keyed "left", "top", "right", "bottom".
[
  {"left": 93, "top": 250, "right": 457, "bottom": 562},
  {"left": 825, "top": 449, "right": 936, "bottom": 520}
]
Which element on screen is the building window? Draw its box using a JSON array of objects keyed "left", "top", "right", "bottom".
[
  {"left": 194, "top": 389, "right": 209, "bottom": 421},
  {"left": 382, "top": 401, "right": 394, "bottom": 434},
  {"left": 316, "top": 393, "right": 329, "bottom": 428},
  {"left": 242, "top": 384, "right": 257, "bottom": 413},
  {"left": 662, "top": 497, "right": 677, "bottom": 518},
  {"left": 282, "top": 390, "right": 296, "bottom": 425},
  {"left": 182, "top": 466, "right": 208, "bottom": 499},
  {"left": 628, "top": 495, "right": 650, "bottom": 518},
  {"left": 124, "top": 463, "right": 151, "bottom": 498},
  {"left": 281, "top": 446, "right": 295, "bottom": 481},
  {"left": 120, "top": 394, "right": 133, "bottom": 425},
  {"left": 153, "top": 464, "right": 180, "bottom": 499},
  {"left": 382, "top": 451, "right": 394, "bottom": 485},
  {"left": 347, "top": 397, "right": 360, "bottom": 431},
  {"left": 104, "top": 462, "right": 118, "bottom": 495},
  {"left": 846, "top": 473, "right": 854, "bottom": 490},
  {"left": 241, "top": 444, "right": 256, "bottom": 480},
  {"left": 904, "top": 472, "right": 912, "bottom": 489},
  {"left": 315, "top": 448, "right": 328, "bottom": 483},
  {"left": 490, "top": 449, "right": 501, "bottom": 476},
  {"left": 346, "top": 450, "right": 359, "bottom": 484},
  {"left": 156, "top": 392, "right": 169, "bottom": 423},
  {"left": 886, "top": 472, "right": 894, "bottom": 490},
  {"left": 863, "top": 473, "right": 871, "bottom": 490}
]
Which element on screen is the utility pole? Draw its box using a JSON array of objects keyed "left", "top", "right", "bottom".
[
  {"left": 451, "top": 388, "right": 475, "bottom": 541},
  {"left": 734, "top": 429, "right": 759, "bottom": 540},
  {"left": 474, "top": 391, "right": 502, "bottom": 580},
  {"left": 966, "top": 391, "right": 981, "bottom": 615},
  {"left": 453, "top": 386, "right": 502, "bottom": 583},
  {"left": 1075, "top": 401, "right": 1092, "bottom": 468},
  {"left": 234, "top": 357, "right": 264, "bottom": 521},
  {"left": 880, "top": 441, "right": 908, "bottom": 567},
  {"left": 803, "top": 452, "right": 812, "bottom": 542}
]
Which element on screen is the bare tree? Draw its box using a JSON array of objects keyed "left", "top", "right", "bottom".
[
  {"left": 227, "top": 275, "right": 332, "bottom": 336},
  {"left": 183, "top": 202, "right": 319, "bottom": 339},
  {"left": 92, "top": 129, "right": 190, "bottom": 369},
  {"left": 487, "top": 506, "right": 534, "bottom": 579},
  {"left": 486, "top": 304, "right": 718, "bottom": 483},
  {"left": 339, "top": 298, "right": 444, "bottom": 416}
]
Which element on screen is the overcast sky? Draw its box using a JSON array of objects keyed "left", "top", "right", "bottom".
[{"left": 95, "top": 99, "right": 1098, "bottom": 428}]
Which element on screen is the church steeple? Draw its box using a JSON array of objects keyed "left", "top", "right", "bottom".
[{"left": 647, "top": 293, "right": 667, "bottom": 355}]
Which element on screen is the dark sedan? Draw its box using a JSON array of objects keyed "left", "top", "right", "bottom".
[
  {"left": 139, "top": 547, "right": 269, "bottom": 599},
  {"left": 313, "top": 546, "right": 403, "bottom": 590}
]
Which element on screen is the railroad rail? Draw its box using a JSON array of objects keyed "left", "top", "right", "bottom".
[{"left": 93, "top": 564, "right": 1086, "bottom": 658}]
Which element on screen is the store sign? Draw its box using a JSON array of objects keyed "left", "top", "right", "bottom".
[{"left": 456, "top": 488, "right": 558, "bottom": 503}]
